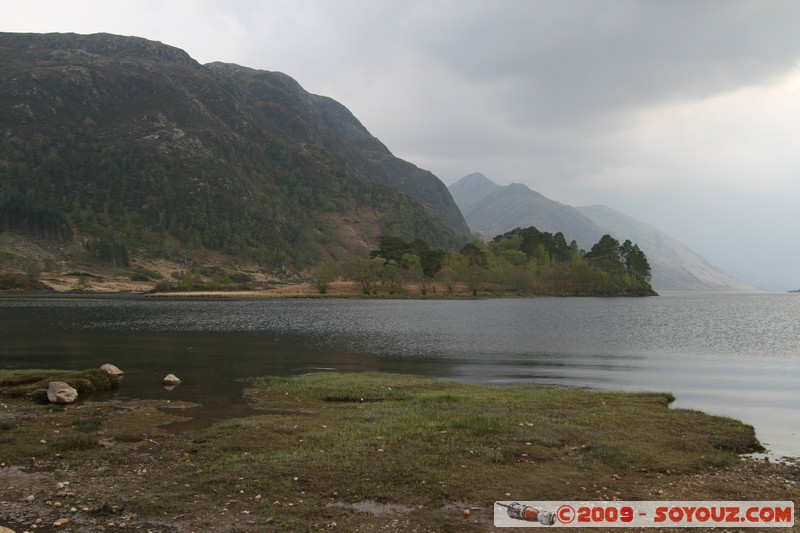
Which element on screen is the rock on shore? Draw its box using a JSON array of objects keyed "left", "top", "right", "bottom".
[{"left": 46, "top": 382, "right": 78, "bottom": 404}]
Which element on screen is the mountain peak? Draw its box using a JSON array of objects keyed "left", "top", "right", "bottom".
[
  {"left": 454, "top": 172, "right": 495, "bottom": 186},
  {"left": 448, "top": 172, "right": 500, "bottom": 211},
  {"left": 453, "top": 180, "right": 605, "bottom": 248}
]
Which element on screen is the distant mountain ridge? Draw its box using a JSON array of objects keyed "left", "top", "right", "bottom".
[
  {"left": 450, "top": 173, "right": 605, "bottom": 249},
  {"left": 449, "top": 173, "right": 759, "bottom": 293},
  {"left": 0, "top": 32, "right": 470, "bottom": 270}
]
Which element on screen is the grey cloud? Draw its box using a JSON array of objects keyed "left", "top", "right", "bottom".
[{"left": 389, "top": 0, "right": 800, "bottom": 125}]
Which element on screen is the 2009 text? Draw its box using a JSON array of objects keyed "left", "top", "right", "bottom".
[{"left": 495, "top": 500, "right": 794, "bottom": 528}]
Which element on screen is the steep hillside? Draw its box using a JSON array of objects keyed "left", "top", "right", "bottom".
[
  {"left": 576, "top": 205, "right": 760, "bottom": 293},
  {"left": 0, "top": 32, "right": 470, "bottom": 272}
]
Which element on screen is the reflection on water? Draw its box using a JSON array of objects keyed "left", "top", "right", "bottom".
[{"left": 1, "top": 293, "right": 798, "bottom": 457}]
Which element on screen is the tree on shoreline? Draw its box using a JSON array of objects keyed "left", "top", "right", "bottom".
[{"left": 336, "top": 230, "right": 656, "bottom": 297}]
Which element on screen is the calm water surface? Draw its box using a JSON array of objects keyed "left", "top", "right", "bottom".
[{"left": 1, "top": 293, "right": 798, "bottom": 457}]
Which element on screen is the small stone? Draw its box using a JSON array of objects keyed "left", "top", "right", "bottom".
[
  {"left": 24, "top": 494, "right": 35, "bottom": 502},
  {"left": 53, "top": 518, "right": 69, "bottom": 527},
  {"left": 162, "top": 374, "right": 181, "bottom": 386},
  {"left": 463, "top": 508, "right": 471, "bottom": 517},
  {"left": 100, "top": 364, "right": 124, "bottom": 376}
]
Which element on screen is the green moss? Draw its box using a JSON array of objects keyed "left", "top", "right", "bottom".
[{"left": 0, "top": 368, "right": 121, "bottom": 402}]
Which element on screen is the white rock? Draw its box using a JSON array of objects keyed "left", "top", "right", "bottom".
[
  {"left": 162, "top": 374, "right": 181, "bottom": 386},
  {"left": 47, "top": 382, "right": 78, "bottom": 404},
  {"left": 100, "top": 363, "right": 124, "bottom": 376},
  {"left": 53, "top": 517, "right": 69, "bottom": 527}
]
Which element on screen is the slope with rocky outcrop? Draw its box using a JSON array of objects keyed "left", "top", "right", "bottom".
[{"left": 0, "top": 32, "right": 470, "bottom": 273}]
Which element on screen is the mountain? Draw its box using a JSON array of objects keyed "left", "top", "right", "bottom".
[
  {"left": 447, "top": 172, "right": 500, "bottom": 211},
  {"left": 575, "top": 205, "right": 760, "bottom": 293},
  {"left": 449, "top": 175, "right": 605, "bottom": 249},
  {"left": 0, "top": 32, "right": 470, "bottom": 271},
  {"left": 449, "top": 174, "right": 759, "bottom": 293}
]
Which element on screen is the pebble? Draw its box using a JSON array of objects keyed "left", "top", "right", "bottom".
[{"left": 53, "top": 518, "right": 69, "bottom": 527}]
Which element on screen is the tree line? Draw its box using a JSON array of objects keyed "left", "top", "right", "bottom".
[
  {"left": 313, "top": 228, "right": 656, "bottom": 296},
  {"left": 0, "top": 198, "right": 73, "bottom": 242}
]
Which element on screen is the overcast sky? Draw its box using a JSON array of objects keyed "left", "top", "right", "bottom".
[{"left": 5, "top": 0, "right": 800, "bottom": 290}]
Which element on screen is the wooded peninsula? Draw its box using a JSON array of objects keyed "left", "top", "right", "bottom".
[{"left": 306, "top": 228, "right": 656, "bottom": 298}]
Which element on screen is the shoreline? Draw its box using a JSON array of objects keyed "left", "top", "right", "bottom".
[{"left": 1, "top": 370, "right": 798, "bottom": 531}]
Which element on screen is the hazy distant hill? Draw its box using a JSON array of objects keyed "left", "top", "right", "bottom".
[
  {"left": 449, "top": 174, "right": 759, "bottom": 293},
  {"left": 449, "top": 174, "right": 605, "bottom": 249},
  {"left": 0, "top": 32, "right": 470, "bottom": 270},
  {"left": 448, "top": 172, "right": 500, "bottom": 211},
  {"left": 576, "top": 205, "right": 760, "bottom": 293}
]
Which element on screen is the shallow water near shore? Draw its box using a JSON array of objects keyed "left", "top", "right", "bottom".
[{"left": 1, "top": 293, "right": 798, "bottom": 458}]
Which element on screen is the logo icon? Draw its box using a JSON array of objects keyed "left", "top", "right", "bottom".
[{"left": 497, "top": 502, "right": 557, "bottom": 525}]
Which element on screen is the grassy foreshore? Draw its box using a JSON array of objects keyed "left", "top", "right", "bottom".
[{"left": 1, "top": 370, "right": 798, "bottom": 531}]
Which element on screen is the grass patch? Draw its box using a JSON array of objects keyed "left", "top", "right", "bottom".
[
  {"left": 244, "top": 374, "right": 762, "bottom": 478},
  {"left": 222, "top": 373, "right": 764, "bottom": 506},
  {"left": 72, "top": 418, "right": 103, "bottom": 432},
  {"left": 50, "top": 433, "right": 100, "bottom": 452},
  {"left": 112, "top": 431, "right": 143, "bottom": 442}
]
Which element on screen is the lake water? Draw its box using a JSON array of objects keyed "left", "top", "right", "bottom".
[{"left": 1, "top": 293, "right": 798, "bottom": 458}]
